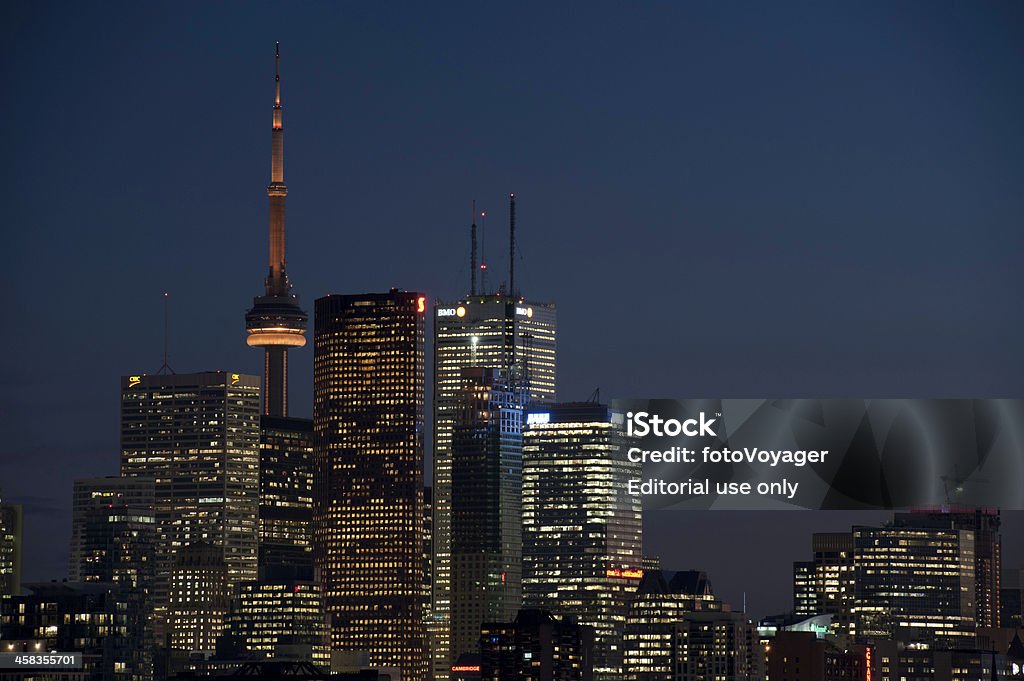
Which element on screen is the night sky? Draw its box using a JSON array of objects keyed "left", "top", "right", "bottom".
[{"left": 3, "top": 2, "right": 1022, "bottom": 618}]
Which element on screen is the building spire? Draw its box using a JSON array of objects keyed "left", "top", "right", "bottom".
[
  {"left": 275, "top": 42, "right": 281, "bottom": 109},
  {"left": 267, "top": 42, "right": 287, "bottom": 293},
  {"left": 470, "top": 200, "right": 478, "bottom": 296}
]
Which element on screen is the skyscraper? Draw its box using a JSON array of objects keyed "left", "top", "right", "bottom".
[
  {"left": 70, "top": 476, "right": 156, "bottom": 584},
  {"left": 622, "top": 571, "right": 724, "bottom": 681},
  {"left": 791, "top": 532, "right": 855, "bottom": 636},
  {"left": 245, "top": 43, "right": 307, "bottom": 418},
  {"left": 166, "top": 541, "right": 229, "bottom": 661},
  {"left": 68, "top": 477, "right": 156, "bottom": 679},
  {"left": 0, "top": 497, "right": 22, "bottom": 599},
  {"left": 893, "top": 507, "right": 1002, "bottom": 627},
  {"left": 433, "top": 293, "right": 556, "bottom": 678},
  {"left": 521, "top": 402, "right": 642, "bottom": 681},
  {"left": 313, "top": 290, "right": 427, "bottom": 680},
  {"left": 852, "top": 524, "right": 977, "bottom": 648},
  {"left": 120, "top": 371, "right": 261, "bottom": 642},
  {"left": 450, "top": 367, "right": 524, "bottom": 662},
  {"left": 258, "top": 417, "right": 314, "bottom": 571},
  {"left": 224, "top": 564, "right": 329, "bottom": 666},
  {"left": 479, "top": 609, "right": 595, "bottom": 681}
]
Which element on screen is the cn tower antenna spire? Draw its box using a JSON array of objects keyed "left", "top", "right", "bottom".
[
  {"left": 275, "top": 42, "right": 281, "bottom": 106},
  {"left": 245, "top": 42, "right": 307, "bottom": 417}
]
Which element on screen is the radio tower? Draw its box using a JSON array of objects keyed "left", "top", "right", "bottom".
[{"left": 245, "top": 43, "right": 307, "bottom": 416}]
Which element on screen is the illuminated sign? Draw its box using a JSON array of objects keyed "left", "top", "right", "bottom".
[
  {"left": 526, "top": 412, "right": 550, "bottom": 426},
  {"left": 865, "top": 646, "right": 872, "bottom": 681},
  {"left": 515, "top": 306, "right": 534, "bottom": 318},
  {"left": 417, "top": 296, "right": 426, "bottom": 313},
  {"left": 606, "top": 568, "right": 643, "bottom": 579},
  {"left": 438, "top": 306, "right": 467, "bottom": 318},
  {"left": 230, "top": 373, "right": 240, "bottom": 385},
  {"left": 451, "top": 666, "right": 480, "bottom": 673},
  {"left": 128, "top": 376, "right": 142, "bottom": 388}
]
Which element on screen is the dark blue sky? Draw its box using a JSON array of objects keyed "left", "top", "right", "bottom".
[{"left": 2, "top": 2, "right": 1022, "bottom": 617}]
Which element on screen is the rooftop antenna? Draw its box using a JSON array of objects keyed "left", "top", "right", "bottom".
[
  {"left": 157, "top": 291, "right": 175, "bottom": 375},
  {"left": 509, "top": 193, "right": 516, "bottom": 299},
  {"left": 470, "top": 200, "right": 478, "bottom": 297},
  {"left": 586, "top": 388, "right": 601, "bottom": 403},
  {"left": 480, "top": 210, "right": 488, "bottom": 295}
]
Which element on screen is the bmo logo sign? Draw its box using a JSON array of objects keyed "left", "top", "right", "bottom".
[
  {"left": 516, "top": 306, "right": 534, "bottom": 318},
  {"left": 438, "top": 306, "right": 466, "bottom": 318}
]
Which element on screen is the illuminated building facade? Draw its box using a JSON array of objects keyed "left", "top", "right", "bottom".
[
  {"left": 792, "top": 532, "right": 855, "bottom": 636},
  {"left": 622, "top": 570, "right": 723, "bottom": 680},
  {"left": 521, "top": 402, "right": 642, "bottom": 681},
  {"left": 244, "top": 43, "right": 307, "bottom": 418},
  {"left": 766, "top": 631, "right": 865, "bottom": 681},
  {"left": 432, "top": 295, "right": 555, "bottom": 678},
  {"left": 0, "top": 498, "right": 22, "bottom": 599},
  {"left": 258, "top": 417, "right": 314, "bottom": 571},
  {"left": 120, "top": 371, "right": 261, "bottom": 641},
  {"left": 450, "top": 368, "right": 524, "bottom": 662},
  {"left": 665, "top": 611, "right": 754, "bottom": 681},
  {"left": 313, "top": 290, "right": 426, "bottom": 680},
  {"left": 224, "top": 565, "right": 329, "bottom": 665},
  {"left": 167, "top": 542, "right": 229, "bottom": 659},
  {"left": 479, "top": 609, "right": 594, "bottom": 681},
  {"left": 894, "top": 507, "right": 1002, "bottom": 627},
  {"left": 866, "top": 639, "right": 1015, "bottom": 681},
  {"left": 852, "top": 524, "right": 976, "bottom": 648},
  {"left": 70, "top": 477, "right": 155, "bottom": 586},
  {"left": 423, "top": 486, "right": 433, "bottom": 623},
  {"left": 68, "top": 477, "right": 155, "bottom": 679},
  {"left": 1, "top": 581, "right": 145, "bottom": 681}
]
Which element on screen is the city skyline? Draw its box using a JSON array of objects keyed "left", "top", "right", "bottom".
[{"left": 4, "top": 1, "right": 1024, "bottom": 624}]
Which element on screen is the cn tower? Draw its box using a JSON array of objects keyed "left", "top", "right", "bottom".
[{"left": 245, "top": 43, "right": 307, "bottom": 416}]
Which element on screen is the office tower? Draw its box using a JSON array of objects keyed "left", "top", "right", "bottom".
[
  {"left": 1002, "top": 568, "right": 1024, "bottom": 628},
  {"left": 244, "top": 43, "right": 307, "bottom": 417},
  {"left": 259, "top": 417, "right": 314, "bottom": 570},
  {"left": 450, "top": 368, "right": 524, "bottom": 661},
  {"left": 1, "top": 582, "right": 146, "bottom": 681},
  {"left": 792, "top": 532, "right": 855, "bottom": 638},
  {"left": 433, "top": 294, "right": 556, "bottom": 678},
  {"left": 120, "top": 371, "right": 261, "bottom": 641},
  {"left": 423, "top": 486, "right": 433, "bottom": 619},
  {"left": 622, "top": 571, "right": 726, "bottom": 680},
  {"left": 894, "top": 507, "right": 1002, "bottom": 627},
  {"left": 639, "top": 611, "right": 754, "bottom": 681},
  {"left": 0, "top": 498, "right": 22, "bottom": 599},
  {"left": 70, "top": 477, "right": 156, "bottom": 584},
  {"left": 167, "top": 542, "right": 229, "bottom": 660},
  {"left": 313, "top": 290, "right": 426, "bottom": 680},
  {"left": 852, "top": 524, "right": 976, "bottom": 648},
  {"left": 521, "top": 402, "right": 642, "bottom": 681},
  {"left": 224, "top": 565, "right": 329, "bottom": 665},
  {"left": 479, "top": 609, "right": 594, "bottom": 681},
  {"left": 68, "top": 478, "right": 156, "bottom": 679}
]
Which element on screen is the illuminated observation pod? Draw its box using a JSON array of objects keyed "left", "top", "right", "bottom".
[{"left": 245, "top": 294, "right": 308, "bottom": 348}]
